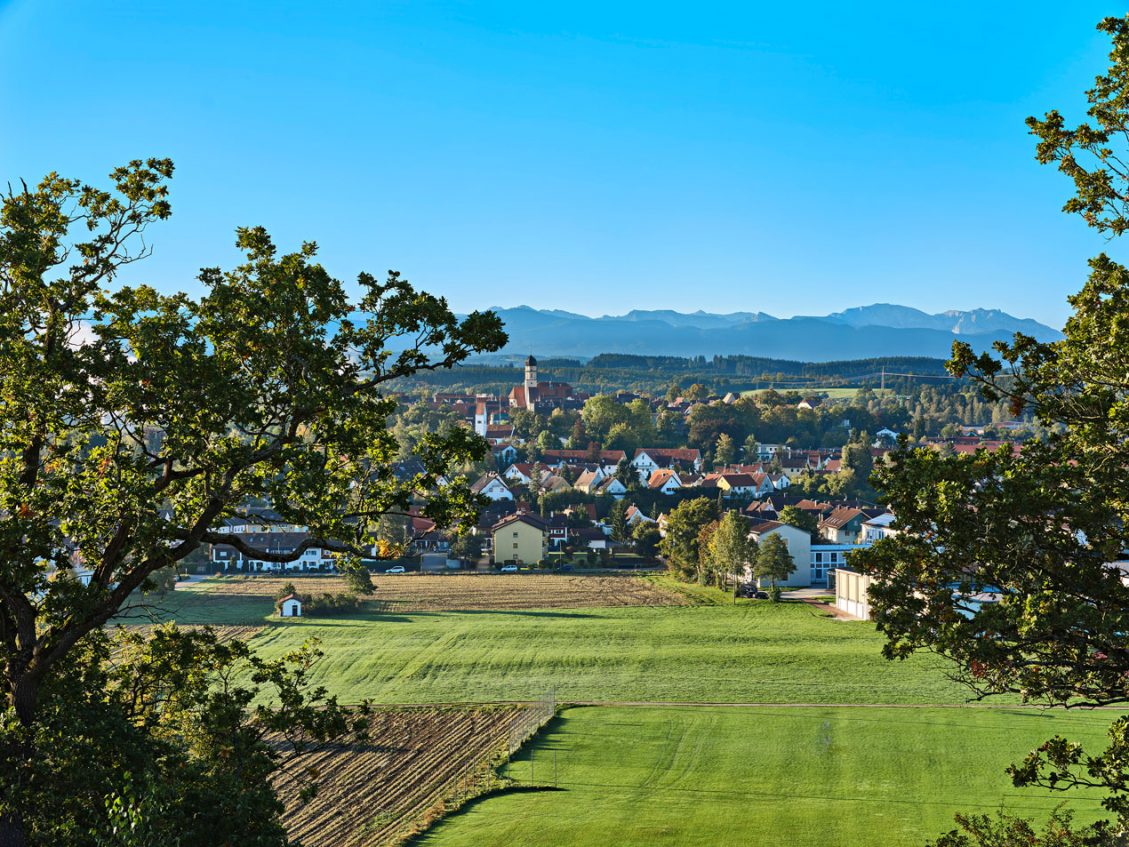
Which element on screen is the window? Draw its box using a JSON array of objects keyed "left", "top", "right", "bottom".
[
  {"left": 513, "top": 531, "right": 519, "bottom": 537},
  {"left": 513, "top": 542, "right": 519, "bottom": 549},
  {"left": 815, "top": 553, "right": 824, "bottom": 563}
]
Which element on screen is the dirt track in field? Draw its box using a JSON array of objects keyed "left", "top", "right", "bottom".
[{"left": 194, "top": 573, "right": 689, "bottom": 611}]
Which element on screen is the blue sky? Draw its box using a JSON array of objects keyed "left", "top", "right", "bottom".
[{"left": 1, "top": 1, "right": 1124, "bottom": 328}]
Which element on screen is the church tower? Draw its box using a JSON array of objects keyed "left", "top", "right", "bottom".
[
  {"left": 474, "top": 399, "right": 489, "bottom": 437},
  {"left": 524, "top": 355, "right": 538, "bottom": 391}
]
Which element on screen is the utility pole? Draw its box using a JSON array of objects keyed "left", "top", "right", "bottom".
[{"left": 880, "top": 367, "right": 885, "bottom": 392}]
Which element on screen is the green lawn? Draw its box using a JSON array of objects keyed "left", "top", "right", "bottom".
[
  {"left": 416, "top": 705, "right": 1111, "bottom": 847},
  {"left": 114, "top": 584, "right": 275, "bottom": 625},
  {"left": 238, "top": 602, "right": 966, "bottom": 705}
]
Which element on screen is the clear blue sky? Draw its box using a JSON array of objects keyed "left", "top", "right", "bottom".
[{"left": 1, "top": 1, "right": 1124, "bottom": 328}]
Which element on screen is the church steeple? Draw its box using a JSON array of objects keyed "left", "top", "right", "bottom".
[{"left": 524, "top": 354, "right": 537, "bottom": 390}]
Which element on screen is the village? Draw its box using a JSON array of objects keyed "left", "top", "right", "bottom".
[{"left": 205, "top": 354, "right": 1028, "bottom": 619}]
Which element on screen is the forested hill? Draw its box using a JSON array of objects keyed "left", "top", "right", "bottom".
[
  {"left": 398, "top": 354, "right": 953, "bottom": 396},
  {"left": 585, "top": 354, "right": 951, "bottom": 378}
]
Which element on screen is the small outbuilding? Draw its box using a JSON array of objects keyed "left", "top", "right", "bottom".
[{"left": 278, "top": 593, "right": 303, "bottom": 618}]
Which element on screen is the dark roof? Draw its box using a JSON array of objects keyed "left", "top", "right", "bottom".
[
  {"left": 526, "top": 354, "right": 537, "bottom": 366},
  {"left": 820, "top": 507, "right": 865, "bottom": 529},
  {"left": 491, "top": 512, "right": 548, "bottom": 532},
  {"left": 745, "top": 518, "right": 785, "bottom": 535}
]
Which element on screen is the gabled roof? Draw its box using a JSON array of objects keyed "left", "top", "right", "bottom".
[
  {"left": 716, "top": 473, "right": 758, "bottom": 487},
  {"left": 820, "top": 507, "right": 865, "bottom": 529},
  {"left": 594, "top": 476, "right": 626, "bottom": 493},
  {"left": 491, "top": 512, "right": 548, "bottom": 532},
  {"left": 648, "top": 468, "right": 681, "bottom": 489},
  {"left": 471, "top": 473, "right": 511, "bottom": 494},
  {"left": 574, "top": 469, "right": 602, "bottom": 489},
  {"left": 634, "top": 448, "right": 701, "bottom": 464}
]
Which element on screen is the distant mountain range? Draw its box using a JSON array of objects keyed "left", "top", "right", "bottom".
[{"left": 473, "top": 304, "right": 1062, "bottom": 362}]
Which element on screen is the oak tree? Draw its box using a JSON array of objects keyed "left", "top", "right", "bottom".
[{"left": 0, "top": 160, "right": 506, "bottom": 845}]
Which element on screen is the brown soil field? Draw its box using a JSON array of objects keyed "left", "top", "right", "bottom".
[
  {"left": 275, "top": 703, "right": 552, "bottom": 847},
  {"left": 108, "top": 623, "right": 264, "bottom": 642},
  {"left": 194, "top": 573, "right": 688, "bottom": 611}
]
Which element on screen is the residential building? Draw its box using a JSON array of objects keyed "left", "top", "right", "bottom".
[
  {"left": 744, "top": 520, "right": 812, "bottom": 588},
  {"left": 818, "top": 507, "right": 868, "bottom": 544},
  {"left": 471, "top": 472, "right": 514, "bottom": 502},
  {"left": 861, "top": 512, "right": 899, "bottom": 543},
  {"left": 491, "top": 513, "right": 548, "bottom": 565},
  {"left": 631, "top": 448, "right": 703, "bottom": 479},
  {"left": 810, "top": 543, "right": 868, "bottom": 587}
]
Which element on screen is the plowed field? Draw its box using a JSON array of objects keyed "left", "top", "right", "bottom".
[
  {"left": 275, "top": 704, "right": 551, "bottom": 847},
  {"left": 193, "top": 574, "right": 687, "bottom": 611}
]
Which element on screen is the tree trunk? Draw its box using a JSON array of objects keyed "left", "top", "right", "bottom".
[
  {"left": 0, "top": 677, "right": 37, "bottom": 847},
  {"left": 0, "top": 815, "right": 28, "bottom": 847}
]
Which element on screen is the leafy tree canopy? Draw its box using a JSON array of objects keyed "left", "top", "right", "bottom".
[
  {"left": 0, "top": 160, "right": 506, "bottom": 845},
  {"left": 858, "top": 17, "right": 1129, "bottom": 844}
]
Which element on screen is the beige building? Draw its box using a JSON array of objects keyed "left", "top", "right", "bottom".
[
  {"left": 491, "top": 513, "right": 548, "bottom": 565},
  {"left": 834, "top": 568, "right": 873, "bottom": 620}
]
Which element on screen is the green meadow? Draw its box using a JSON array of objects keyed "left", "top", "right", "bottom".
[
  {"left": 148, "top": 577, "right": 1118, "bottom": 844},
  {"left": 199, "top": 597, "right": 965, "bottom": 705},
  {"left": 417, "top": 705, "right": 1111, "bottom": 847}
]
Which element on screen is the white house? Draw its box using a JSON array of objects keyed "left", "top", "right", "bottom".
[
  {"left": 874, "top": 428, "right": 900, "bottom": 445},
  {"left": 861, "top": 512, "right": 899, "bottom": 543},
  {"left": 647, "top": 469, "right": 683, "bottom": 495},
  {"left": 278, "top": 594, "right": 303, "bottom": 617},
  {"left": 768, "top": 472, "right": 791, "bottom": 491},
  {"left": 744, "top": 520, "right": 812, "bottom": 588},
  {"left": 471, "top": 473, "right": 514, "bottom": 502},
  {"left": 624, "top": 505, "right": 656, "bottom": 527},
  {"left": 491, "top": 443, "right": 518, "bottom": 467},
  {"left": 631, "top": 448, "right": 703, "bottom": 480},
  {"left": 593, "top": 476, "right": 628, "bottom": 500},
  {"left": 573, "top": 467, "right": 608, "bottom": 494}
]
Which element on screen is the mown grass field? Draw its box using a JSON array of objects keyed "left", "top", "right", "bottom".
[
  {"left": 238, "top": 597, "right": 961, "bottom": 705},
  {"left": 416, "top": 705, "right": 1111, "bottom": 847},
  {"left": 144, "top": 574, "right": 1116, "bottom": 845}
]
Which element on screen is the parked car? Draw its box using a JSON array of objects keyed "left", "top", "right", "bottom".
[
  {"left": 557, "top": 564, "right": 574, "bottom": 572},
  {"left": 384, "top": 565, "right": 406, "bottom": 574},
  {"left": 736, "top": 583, "right": 768, "bottom": 600},
  {"left": 499, "top": 564, "right": 519, "bottom": 573}
]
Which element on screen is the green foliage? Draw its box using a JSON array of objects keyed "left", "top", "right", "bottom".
[
  {"left": 302, "top": 592, "right": 367, "bottom": 616},
  {"left": 754, "top": 533, "right": 795, "bottom": 593},
  {"left": 706, "top": 510, "right": 757, "bottom": 588},
  {"left": 610, "top": 499, "right": 631, "bottom": 543},
  {"left": 449, "top": 532, "right": 483, "bottom": 563},
  {"left": 658, "top": 497, "right": 717, "bottom": 581},
  {"left": 344, "top": 567, "right": 376, "bottom": 596},
  {"left": 856, "top": 17, "right": 1129, "bottom": 843},
  {"left": 0, "top": 625, "right": 369, "bottom": 847},
  {"left": 632, "top": 523, "right": 661, "bottom": 559},
  {"left": 714, "top": 432, "right": 736, "bottom": 467},
  {"left": 0, "top": 160, "right": 503, "bottom": 844},
  {"left": 777, "top": 506, "right": 819, "bottom": 536}
]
